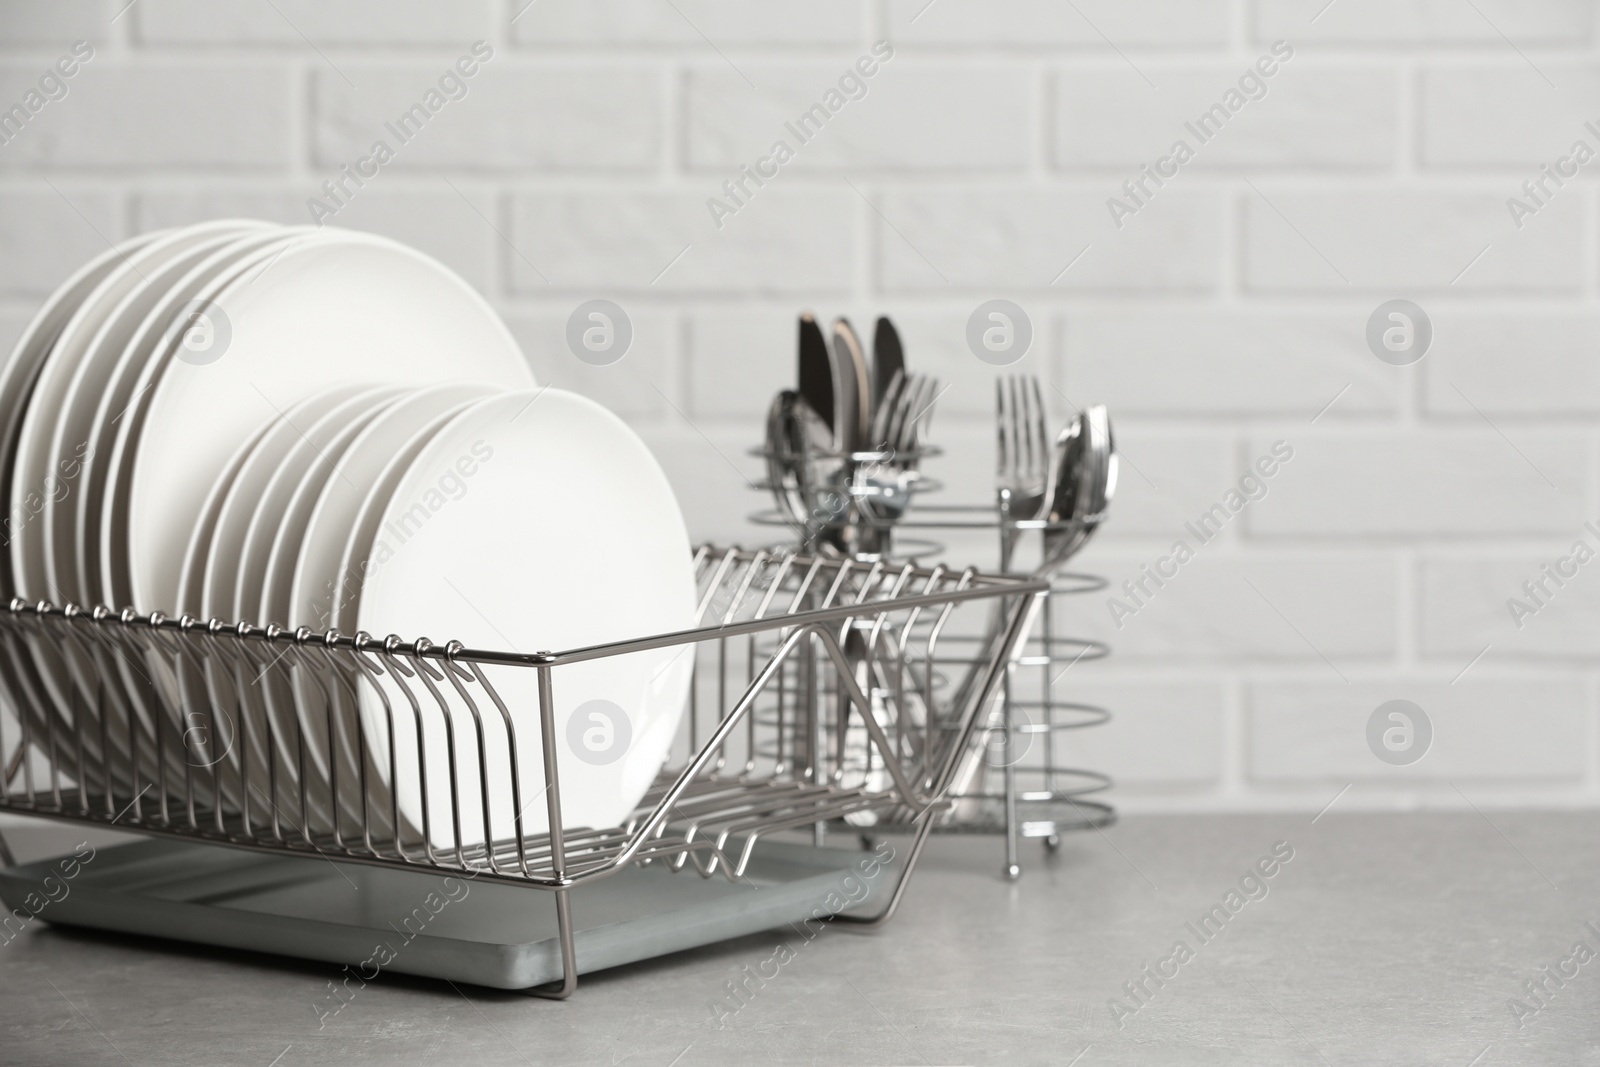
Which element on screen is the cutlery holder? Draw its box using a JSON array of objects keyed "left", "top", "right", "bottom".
[
  {"left": 752, "top": 481, "right": 1118, "bottom": 879},
  {"left": 0, "top": 545, "right": 1043, "bottom": 995}
]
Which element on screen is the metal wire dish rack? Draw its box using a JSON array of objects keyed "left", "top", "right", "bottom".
[
  {"left": 751, "top": 444, "right": 1118, "bottom": 880},
  {"left": 0, "top": 545, "right": 1043, "bottom": 995}
]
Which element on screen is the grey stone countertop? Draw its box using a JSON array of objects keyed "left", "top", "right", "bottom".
[{"left": 0, "top": 811, "right": 1595, "bottom": 1066}]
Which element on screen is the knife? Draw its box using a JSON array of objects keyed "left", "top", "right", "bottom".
[
  {"left": 872, "top": 316, "right": 904, "bottom": 424},
  {"left": 797, "top": 312, "right": 834, "bottom": 439}
]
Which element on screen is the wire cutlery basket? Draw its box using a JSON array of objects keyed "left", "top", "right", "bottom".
[
  {"left": 925, "top": 565, "right": 1115, "bottom": 871},
  {"left": 750, "top": 468, "right": 1119, "bottom": 879},
  {"left": 754, "top": 346, "right": 1120, "bottom": 880},
  {"left": 0, "top": 545, "right": 1044, "bottom": 994}
]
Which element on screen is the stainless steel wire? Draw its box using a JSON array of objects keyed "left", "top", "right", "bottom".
[{"left": 0, "top": 546, "right": 1043, "bottom": 891}]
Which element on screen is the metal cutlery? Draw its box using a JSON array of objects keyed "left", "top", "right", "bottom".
[
  {"left": 894, "top": 374, "right": 940, "bottom": 458},
  {"left": 867, "top": 368, "right": 906, "bottom": 451},
  {"left": 830, "top": 318, "right": 871, "bottom": 453},
  {"left": 951, "top": 388, "right": 1118, "bottom": 828},
  {"left": 1039, "top": 403, "right": 1115, "bottom": 576},
  {"left": 768, "top": 313, "right": 940, "bottom": 556},
  {"left": 994, "top": 376, "right": 1051, "bottom": 563},
  {"left": 993, "top": 377, "right": 1115, "bottom": 576},
  {"left": 759, "top": 321, "right": 1119, "bottom": 866},
  {"left": 765, "top": 388, "right": 846, "bottom": 550},
  {"left": 872, "top": 316, "right": 904, "bottom": 419},
  {"left": 797, "top": 313, "right": 834, "bottom": 440},
  {"left": 763, "top": 390, "right": 811, "bottom": 529},
  {"left": 869, "top": 370, "right": 935, "bottom": 454},
  {"left": 859, "top": 371, "right": 937, "bottom": 526}
]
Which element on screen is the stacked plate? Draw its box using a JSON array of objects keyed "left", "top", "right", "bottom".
[{"left": 2, "top": 220, "right": 697, "bottom": 845}]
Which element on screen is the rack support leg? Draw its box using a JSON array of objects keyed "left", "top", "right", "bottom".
[
  {"left": 526, "top": 887, "right": 578, "bottom": 999},
  {"left": 1002, "top": 665, "right": 1020, "bottom": 882},
  {"left": 835, "top": 805, "right": 939, "bottom": 929}
]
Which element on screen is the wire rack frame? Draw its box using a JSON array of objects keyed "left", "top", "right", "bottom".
[{"left": 0, "top": 545, "right": 1045, "bottom": 997}]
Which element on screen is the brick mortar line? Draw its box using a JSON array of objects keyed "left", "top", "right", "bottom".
[
  {"left": 15, "top": 174, "right": 1600, "bottom": 189},
  {"left": 75, "top": 48, "right": 1600, "bottom": 63}
]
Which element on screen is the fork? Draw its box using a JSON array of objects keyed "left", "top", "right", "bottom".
[
  {"left": 858, "top": 371, "right": 938, "bottom": 527},
  {"left": 994, "top": 376, "right": 1050, "bottom": 564},
  {"left": 872, "top": 370, "right": 938, "bottom": 458},
  {"left": 950, "top": 379, "right": 1063, "bottom": 833}
]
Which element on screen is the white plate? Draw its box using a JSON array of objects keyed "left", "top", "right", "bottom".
[
  {"left": 0, "top": 228, "right": 163, "bottom": 593},
  {"left": 331, "top": 392, "right": 507, "bottom": 636},
  {"left": 247, "top": 384, "right": 411, "bottom": 827},
  {"left": 79, "top": 230, "right": 317, "bottom": 802},
  {"left": 174, "top": 418, "right": 279, "bottom": 623},
  {"left": 12, "top": 224, "right": 269, "bottom": 747},
  {"left": 0, "top": 228, "right": 164, "bottom": 783},
  {"left": 12, "top": 223, "right": 233, "bottom": 601},
  {"left": 247, "top": 384, "right": 406, "bottom": 630},
  {"left": 167, "top": 413, "right": 283, "bottom": 812},
  {"left": 87, "top": 227, "right": 313, "bottom": 613},
  {"left": 177, "top": 384, "right": 402, "bottom": 821},
  {"left": 280, "top": 382, "right": 499, "bottom": 829},
  {"left": 35, "top": 222, "right": 271, "bottom": 608},
  {"left": 127, "top": 230, "right": 534, "bottom": 616},
  {"left": 354, "top": 389, "right": 697, "bottom": 847},
  {"left": 198, "top": 384, "right": 373, "bottom": 627},
  {"left": 289, "top": 383, "right": 501, "bottom": 639}
]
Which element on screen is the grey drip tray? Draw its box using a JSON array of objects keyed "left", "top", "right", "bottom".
[{"left": 0, "top": 833, "right": 899, "bottom": 991}]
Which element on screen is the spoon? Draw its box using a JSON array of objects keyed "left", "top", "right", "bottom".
[{"left": 830, "top": 317, "right": 870, "bottom": 453}]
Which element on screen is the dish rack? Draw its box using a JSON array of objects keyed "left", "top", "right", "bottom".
[
  {"left": 751, "top": 455, "right": 1117, "bottom": 880},
  {"left": 0, "top": 545, "right": 1044, "bottom": 995}
]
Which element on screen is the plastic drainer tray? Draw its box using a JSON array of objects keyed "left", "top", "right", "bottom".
[{"left": 0, "top": 835, "right": 899, "bottom": 991}]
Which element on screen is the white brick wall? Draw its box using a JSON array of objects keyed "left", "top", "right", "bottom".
[
  {"left": 1054, "top": 64, "right": 1400, "bottom": 171},
  {"left": 2, "top": 0, "right": 1598, "bottom": 814}
]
